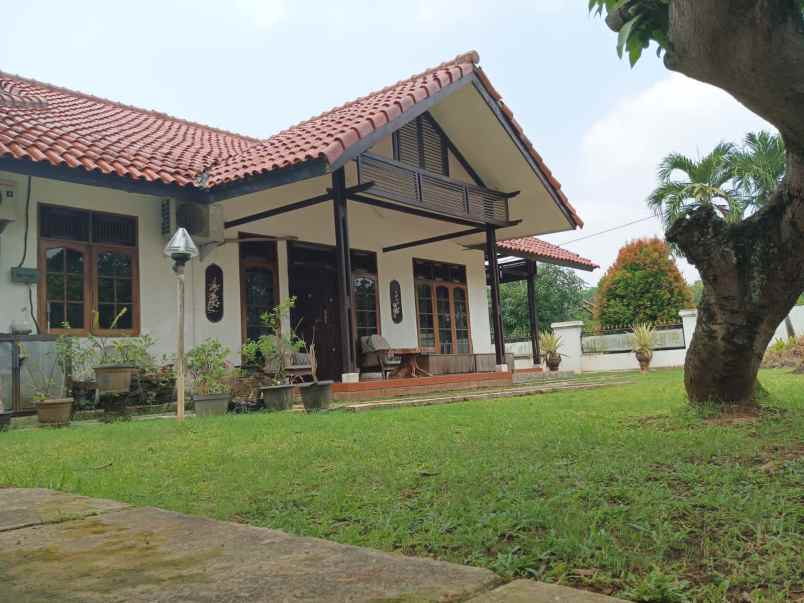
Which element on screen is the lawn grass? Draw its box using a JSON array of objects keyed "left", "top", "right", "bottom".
[{"left": 1, "top": 369, "right": 802, "bottom": 602}]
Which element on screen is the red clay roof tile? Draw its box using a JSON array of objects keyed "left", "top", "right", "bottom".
[
  {"left": 0, "top": 51, "right": 582, "bottom": 227},
  {"left": 498, "top": 237, "right": 598, "bottom": 271}
]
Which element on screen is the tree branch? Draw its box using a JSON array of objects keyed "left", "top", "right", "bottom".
[{"left": 665, "top": 0, "right": 804, "bottom": 155}]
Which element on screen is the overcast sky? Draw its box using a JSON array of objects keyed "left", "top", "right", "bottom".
[{"left": 2, "top": 1, "right": 771, "bottom": 285}]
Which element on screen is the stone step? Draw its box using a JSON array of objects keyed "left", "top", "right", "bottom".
[{"left": 341, "top": 380, "right": 631, "bottom": 413}]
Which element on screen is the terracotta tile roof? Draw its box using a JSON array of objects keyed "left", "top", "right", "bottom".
[
  {"left": 0, "top": 74, "right": 259, "bottom": 188},
  {"left": 205, "top": 52, "right": 479, "bottom": 187},
  {"left": 0, "top": 52, "right": 582, "bottom": 227},
  {"left": 498, "top": 237, "right": 598, "bottom": 271}
]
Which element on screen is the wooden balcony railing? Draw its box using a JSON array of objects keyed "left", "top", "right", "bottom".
[{"left": 356, "top": 153, "right": 511, "bottom": 225}]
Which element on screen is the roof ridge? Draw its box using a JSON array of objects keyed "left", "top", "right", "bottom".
[
  {"left": 203, "top": 50, "right": 480, "bottom": 178},
  {"left": 273, "top": 50, "right": 480, "bottom": 137},
  {"left": 0, "top": 70, "right": 262, "bottom": 144}
]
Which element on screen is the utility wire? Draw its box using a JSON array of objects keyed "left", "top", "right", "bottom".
[{"left": 557, "top": 215, "right": 657, "bottom": 246}]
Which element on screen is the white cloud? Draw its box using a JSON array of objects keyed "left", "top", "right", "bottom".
[{"left": 550, "top": 73, "right": 772, "bottom": 284}]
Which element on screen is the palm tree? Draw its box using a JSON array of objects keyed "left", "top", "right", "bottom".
[
  {"left": 647, "top": 142, "right": 742, "bottom": 231},
  {"left": 728, "top": 131, "right": 785, "bottom": 209}
]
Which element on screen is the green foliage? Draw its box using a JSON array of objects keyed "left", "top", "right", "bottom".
[
  {"left": 631, "top": 323, "right": 656, "bottom": 353},
  {"left": 591, "top": 1, "right": 804, "bottom": 67},
  {"left": 647, "top": 132, "right": 786, "bottom": 243},
  {"left": 690, "top": 280, "right": 703, "bottom": 306},
  {"left": 240, "top": 297, "right": 304, "bottom": 385},
  {"left": 595, "top": 238, "right": 693, "bottom": 327},
  {"left": 186, "top": 338, "right": 233, "bottom": 396},
  {"left": 621, "top": 567, "right": 689, "bottom": 603},
  {"left": 538, "top": 330, "right": 562, "bottom": 354},
  {"left": 500, "top": 264, "right": 590, "bottom": 337},
  {"left": 589, "top": 0, "right": 670, "bottom": 66}
]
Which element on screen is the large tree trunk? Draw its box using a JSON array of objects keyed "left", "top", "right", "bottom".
[{"left": 657, "top": 1, "right": 804, "bottom": 404}]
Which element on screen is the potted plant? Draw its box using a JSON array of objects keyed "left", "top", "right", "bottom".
[
  {"left": 299, "top": 332, "right": 333, "bottom": 411},
  {"left": 187, "top": 338, "right": 232, "bottom": 416},
  {"left": 539, "top": 330, "right": 563, "bottom": 372},
  {"left": 242, "top": 298, "right": 304, "bottom": 411},
  {"left": 23, "top": 336, "right": 75, "bottom": 426},
  {"left": 632, "top": 323, "right": 656, "bottom": 373},
  {"left": 86, "top": 309, "right": 138, "bottom": 394}
]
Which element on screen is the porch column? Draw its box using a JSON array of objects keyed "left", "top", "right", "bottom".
[
  {"left": 526, "top": 260, "right": 541, "bottom": 365},
  {"left": 485, "top": 225, "right": 507, "bottom": 370},
  {"left": 333, "top": 168, "right": 357, "bottom": 382}
]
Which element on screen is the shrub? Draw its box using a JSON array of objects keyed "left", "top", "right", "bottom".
[{"left": 595, "top": 238, "right": 693, "bottom": 328}]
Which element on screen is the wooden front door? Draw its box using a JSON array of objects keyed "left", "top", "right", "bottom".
[{"left": 288, "top": 242, "right": 342, "bottom": 381}]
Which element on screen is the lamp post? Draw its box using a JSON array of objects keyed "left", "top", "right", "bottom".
[{"left": 163, "top": 228, "right": 199, "bottom": 422}]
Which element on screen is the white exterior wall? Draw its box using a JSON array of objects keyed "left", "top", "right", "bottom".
[
  {"left": 0, "top": 168, "right": 494, "bottom": 365},
  {"left": 580, "top": 349, "right": 686, "bottom": 372}
]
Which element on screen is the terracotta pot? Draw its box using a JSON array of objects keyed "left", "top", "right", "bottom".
[
  {"left": 193, "top": 393, "right": 231, "bottom": 417},
  {"left": 260, "top": 385, "right": 295, "bottom": 411},
  {"left": 300, "top": 381, "right": 333, "bottom": 412},
  {"left": 545, "top": 352, "right": 561, "bottom": 372},
  {"left": 94, "top": 366, "right": 135, "bottom": 394},
  {"left": 37, "top": 397, "right": 73, "bottom": 426},
  {"left": 635, "top": 349, "right": 653, "bottom": 373}
]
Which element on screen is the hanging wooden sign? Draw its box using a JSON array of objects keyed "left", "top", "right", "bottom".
[
  {"left": 205, "top": 264, "right": 224, "bottom": 323},
  {"left": 390, "top": 280, "right": 403, "bottom": 324}
]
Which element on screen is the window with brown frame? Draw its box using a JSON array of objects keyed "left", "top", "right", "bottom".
[
  {"left": 351, "top": 250, "right": 380, "bottom": 340},
  {"left": 239, "top": 235, "right": 278, "bottom": 342},
  {"left": 38, "top": 205, "right": 139, "bottom": 335},
  {"left": 414, "top": 259, "right": 471, "bottom": 354}
]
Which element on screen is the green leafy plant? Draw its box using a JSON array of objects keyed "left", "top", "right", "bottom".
[
  {"left": 538, "top": 330, "right": 562, "bottom": 354},
  {"left": 186, "top": 338, "right": 233, "bottom": 396},
  {"left": 240, "top": 297, "right": 304, "bottom": 385},
  {"left": 21, "top": 334, "right": 76, "bottom": 401},
  {"left": 621, "top": 567, "right": 689, "bottom": 602},
  {"left": 631, "top": 323, "right": 656, "bottom": 353}
]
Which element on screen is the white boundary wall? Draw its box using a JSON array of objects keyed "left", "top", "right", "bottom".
[{"left": 519, "top": 306, "right": 804, "bottom": 374}]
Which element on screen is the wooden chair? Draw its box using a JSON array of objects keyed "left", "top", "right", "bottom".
[
  {"left": 359, "top": 335, "right": 402, "bottom": 379},
  {"left": 262, "top": 336, "right": 313, "bottom": 383}
]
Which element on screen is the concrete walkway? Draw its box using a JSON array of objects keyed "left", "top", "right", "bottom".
[{"left": 0, "top": 488, "right": 626, "bottom": 602}]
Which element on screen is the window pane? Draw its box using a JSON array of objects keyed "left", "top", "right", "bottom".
[
  {"left": 48, "top": 302, "right": 65, "bottom": 328},
  {"left": 98, "top": 304, "right": 115, "bottom": 329},
  {"left": 46, "top": 248, "right": 65, "bottom": 273},
  {"left": 417, "top": 284, "right": 436, "bottom": 349},
  {"left": 67, "top": 303, "right": 84, "bottom": 329},
  {"left": 116, "top": 278, "right": 132, "bottom": 303},
  {"left": 97, "top": 251, "right": 115, "bottom": 276},
  {"left": 40, "top": 206, "right": 90, "bottom": 242},
  {"left": 114, "top": 254, "right": 132, "bottom": 277},
  {"left": 117, "top": 306, "right": 133, "bottom": 329},
  {"left": 436, "top": 286, "right": 452, "bottom": 354},
  {"left": 47, "top": 274, "right": 65, "bottom": 300},
  {"left": 66, "top": 275, "right": 84, "bottom": 301},
  {"left": 66, "top": 249, "right": 84, "bottom": 275},
  {"left": 353, "top": 276, "right": 378, "bottom": 338},
  {"left": 92, "top": 213, "right": 136, "bottom": 246},
  {"left": 243, "top": 267, "right": 275, "bottom": 338},
  {"left": 98, "top": 278, "right": 114, "bottom": 303}
]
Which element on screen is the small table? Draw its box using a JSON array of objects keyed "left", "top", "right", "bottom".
[{"left": 390, "top": 348, "right": 432, "bottom": 379}]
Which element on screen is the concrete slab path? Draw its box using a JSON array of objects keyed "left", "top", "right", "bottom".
[{"left": 0, "top": 488, "right": 626, "bottom": 602}]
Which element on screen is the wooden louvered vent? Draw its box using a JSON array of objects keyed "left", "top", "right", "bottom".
[{"left": 393, "top": 113, "right": 448, "bottom": 177}]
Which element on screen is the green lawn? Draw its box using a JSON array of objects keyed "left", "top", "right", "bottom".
[{"left": 1, "top": 369, "right": 802, "bottom": 602}]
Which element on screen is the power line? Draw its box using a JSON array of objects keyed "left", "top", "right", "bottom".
[{"left": 557, "top": 215, "right": 657, "bottom": 246}]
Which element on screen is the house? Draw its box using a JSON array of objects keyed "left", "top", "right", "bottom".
[{"left": 0, "top": 51, "right": 595, "bottom": 390}]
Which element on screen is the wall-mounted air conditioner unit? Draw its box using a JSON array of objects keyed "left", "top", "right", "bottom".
[{"left": 160, "top": 199, "right": 224, "bottom": 248}]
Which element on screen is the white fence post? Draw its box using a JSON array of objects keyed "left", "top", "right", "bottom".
[
  {"left": 679, "top": 309, "right": 697, "bottom": 350},
  {"left": 551, "top": 321, "right": 584, "bottom": 373}
]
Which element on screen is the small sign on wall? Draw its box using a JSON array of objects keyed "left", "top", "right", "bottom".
[
  {"left": 205, "top": 264, "right": 224, "bottom": 323},
  {"left": 390, "top": 280, "right": 403, "bottom": 324}
]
